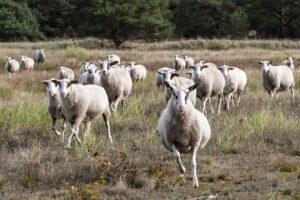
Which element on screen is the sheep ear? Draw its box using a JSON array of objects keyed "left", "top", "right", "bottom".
[
  {"left": 157, "top": 71, "right": 164, "bottom": 75},
  {"left": 202, "top": 65, "right": 209, "bottom": 69},
  {"left": 186, "top": 72, "right": 192, "bottom": 76},
  {"left": 269, "top": 61, "right": 273, "bottom": 65},
  {"left": 228, "top": 67, "right": 235, "bottom": 70},
  {"left": 41, "top": 80, "right": 48, "bottom": 85},
  {"left": 188, "top": 84, "right": 199, "bottom": 92},
  {"left": 190, "top": 66, "right": 195, "bottom": 69},
  {"left": 110, "top": 61, "right": 119, "bottom": 66},
  {"left": 171, "top": 73, "right": 179, "bottom": 79},
  {"left": 68, "top": 80, "right": 78, "bottom": 86},
  {"left": 51, "top": 79, "right": 60, "bottom": 85},
  {"left": 258, "top": 61, "right": 263, "bottom": 65}
]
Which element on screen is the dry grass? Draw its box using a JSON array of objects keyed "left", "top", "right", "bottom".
[{"left": 0, "top": 39, "right": 299, "bottom": 199}]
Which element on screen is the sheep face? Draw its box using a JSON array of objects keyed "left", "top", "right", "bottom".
[
  {"left": 218, "top": 65, "right": 234, "bottom": 78},
  {"left": 258, "top": 61, "right": 272, "bottom": 72},
  {"left": 99, "top": 60, "right": 110, "bottom": 75},
  {"left": 286, "top": 57, "right": 294, "bottom": 65},
  {"left": 42, "top": 79, "right": 59, "bottom": 97},
  {"left": 52, "top": 79, "right": 78, "bottom": 98},
  {"left": 81, "top": 62, "right": 91, "bottom": 73},
  {"left": 193, "top": 64, "right": 209, "bottom": 79},
  {"left": 159, "top": 70, "right": 179, "bottom": 83},
  {"left": 20, "top": 56, "right": 27, "bottom": 62},
  {"left": 87, "top": 67, "right": 99, "bottom": 80},
  {"left": 6, "top": 57, "right": 12, "bottom": 63},
  {"left": 165, "top": 81, "right": 198, "bottom": 113}
]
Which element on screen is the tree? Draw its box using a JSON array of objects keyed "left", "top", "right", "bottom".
[
  {"left": 228, "top": 8, "right": 250, "bottom": 38},
  {"left": 0, "top": 0, "right": 43, "bottom": 41},
  {"left": 88, "top": 0, "right": 174, "bottom": 48}
]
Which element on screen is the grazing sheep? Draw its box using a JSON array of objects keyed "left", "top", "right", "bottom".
[
  {"left": 217, "top": 65, "right": 247, "bottom": 110},
  {"left": 157, "top": 82, "right": 211, "bottom": 188},
  {"left": 126, "top": 62, "right": 147, "bottom": 81},
  {"left": 192, "top": 63, "right": 225, "bottom": 115},
  {"left": 183, "top": 56, "right": 195, "bottom": 68},
  {"left": 156, "top": 67, "right": 175, "bottom": 89},
  {"left": 107, "top": 54, "right": 121, "bottom": 66},
  {"left": 32, "top": 49, "right": 46, "bottom": 66},
  {"left": 58, "top": 66, "right": 75, "bottom": 80},
  {"left": 258, "top": 61, "right": 295, "bottom": 106},
  {"left": 281, "top": 57, "right": 295, "bottom": 71},
  {"left": 174, "top": 55, "right": 186, "bottom": 71},
  {"left": 42, "top": 79, "right": 66, "bottom": 141},
  {"left": 79, "top": 66, "right": 101, "bottom": 85},
  {"left": 159, "top": 69, "right": 197, "bottom": 106},
  {"left": 20, "top": 56, "right": 34, "bottom": 70},
  {"left": 80, "top": 62, "right": 98, "bottom": 74},
  {"left": 99, "top": 60, "right": 132, "bottom": 113},
  {"left": 4, "top": 57, "right": 20, "bottom": 78},
  {"left": 52, "top": 79, "right": 112, "bottom": 148}
]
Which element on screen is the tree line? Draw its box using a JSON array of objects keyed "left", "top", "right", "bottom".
[{"left": 1, "top": 0, "right": 300, "bottom": 47}]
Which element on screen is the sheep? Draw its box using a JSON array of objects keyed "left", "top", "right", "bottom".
[
  {"left": 159, "top": 69, "right": 197, "bottom": 106},
  {"left": 156, "top": 67, "right": 175, "bottom": 89},
  {"left": 191, "top": 62, "right": 226, "bottom": 116},
  {"left": 196, "top": 60, "right": 217, "bottom": 68},
  {"left": 32, "top": 49, "right": 46, "bottom": 66},
  {"left": 217, "top": 65, "right": 247, "bottom": 110},
  {"left": 80, "top": 62, "right": 98, "bottom": 74},
  {"left": 20, "top": 56, "right": 34, "bottom": 70},
  {"left": 157, "top": 82, "right": 211, "bottom": 188},
  {"left": 107, "top": 54, "right": 121, "bottom": 66},
  {"left": 99, "top": 60, "right": 132, "bottom": 113},
  {"left": 281, "top": 57, "right": 295, "bottom": 71},
  {"left": 258, "top": 61, "right": 295, "bottom": 107},
  {"left": 58, "top": 66, "right": 75, "bottom": 80},
  {"left": 174, "top": 55, "right": 186, "bottom": 71},
  {"left": 79, "top": 66, "right": 101, "bottom": 85},
  {"left": 183, "top": 56, "right": 194, "bottom": 68},
  {"left": 52, "top": 79, "right": 112, "bottom": 148},
  {"left": 4, "top": 57, "right": 20, "bottom": 78},
  {"left": 126, "top": 62, "right": 147, "bottom": 82},
  {"left": 41, "top": 79, "right": 67, "bottom": 141}
]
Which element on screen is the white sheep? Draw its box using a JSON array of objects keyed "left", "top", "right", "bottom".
[
  {"left": 79, "top": 66, "right": 101, "bottom": 85},
  {"left": 58, "top": 66, "right": 75, "bottom": 80},
  {"left": 99, "top": 60, "right": 132, "bottom": 113},
  {"left": 80, "top": 62, "right": 98, "bottom": 74},
  {"left": 281, "top": 57, "right": 295, "bottom": 71},
  {"left": 217, "top": 65, "right": 247, "bottom": 110},
  {"left": 183, "top": 56, "right": 194, "bottom": 68},
  {"left": 52, "top": 79, "right": 112, "bottom": 148},
  {"left": 158, "top": 69, "right": 197, "bottom": 106},
  {"left": 174, "top": 55, "right": 186, "bottom": 71},
  {"left": 157, "top": 82, "right": 211, "bottom": 188},
  {"left": 196, "top": 60, "right": 217, "bottom": 68},
  {"left": 258, "top": 61, "right": 295, "bottom": 106},
  {"left": 156, "top": 67, "right": 175, "bottom": 89},
  {"left": 32, "top": 49, "right": 46, "bottom": 66},
  {"left": 192, "top": 62, "right": 225, "bottom": 115},
  {"left": 20, "top": 56, "right": 34, "bottom": 70},
  {"left": 42, "top": 79, "right": 67, "bottom": 141},
  {"left": 126, "top": 62, "right": 147, "bottom": 82},
  {"left": 107, "top": 54, "right": 121, "bottom": 66},
  {"left": 4, "top": 57, "right": 20, "bottom": 78}
]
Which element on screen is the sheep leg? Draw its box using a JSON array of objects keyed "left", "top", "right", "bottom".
[
  {"left": 84, "top": 121, "right": 91, "bottom": 137},
  {"left": 208, "top": 98, "right": 214, "bottom": 114},
  {"left": 65, "top": 125, "right": 81, "bottom": 148},
  {"left": 191, "top": 143, "right": 200, "bottom": 188},
  {"left": 61, "top": 119, "right": 67, "bottom": 142},
  {"left": 102, "top": 112, "right": 113, "bottom": 143},
  {"left": 217, "top": 94, "right": 222, "bottom": 116},
  {"left": 226, "top": 93, "right": 233, "bottom": 110},
  {"left": 172, "top": 145, "right": 186, "bottom": 174},
  {"left": 231, "top": 94, "right": 236, "bottom": 107},
  {"left": 236, "top": 93, "right": 241, "bottom": 106},
  {"left": 202, "top": 98, "right": 208, "bottom": 116},
  {"left": 51, "top": 117, "right": 62, "bottom": 136},
  {"left": 290, "top": 86, "right": 295, "bottom": 103}
]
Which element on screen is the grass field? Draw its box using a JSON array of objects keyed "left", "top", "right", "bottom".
[{"left": 0, "top": 39, "right": 299, "bottom": 199}]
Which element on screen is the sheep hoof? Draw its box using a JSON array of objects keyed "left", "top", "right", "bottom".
[{"left": 179, "top": 167, "right": 186, "bottom": 174}]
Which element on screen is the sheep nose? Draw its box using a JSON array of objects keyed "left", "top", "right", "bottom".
[
  {"left": 61, "top": 92, "right": 67, "bottom": 97},
  {"left": 178, "top": 106, "right": 185, "bottom": 113}
]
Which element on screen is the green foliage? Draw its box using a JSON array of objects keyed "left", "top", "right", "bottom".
[
  {"left": 228, "top": 8, "right": 250, "bottom": 38},
  {"left": 0, "top": 0, "right": 43, "bottom": 41}
]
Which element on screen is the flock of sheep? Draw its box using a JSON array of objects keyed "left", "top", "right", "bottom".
[{"left": 3, "top": 50, "right": 296, "bottom": 188}]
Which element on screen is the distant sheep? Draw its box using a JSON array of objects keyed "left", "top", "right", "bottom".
[
  {"left": 58, "top": 66, "right": 75, "bottom": 80},
  {"left": 79, "top": 66, "right": 101, "bottom": 85},
  {"left": 174, "top": 55, "right": 186, "bottom": 71},
  {"left": 52, "top": 79, "right": 112, "bottom": 148},
  {"left": 192, "top": 62, "right": 225, "bottom": 115},
  {"left": 217, "top": 65, "right": 247, "bottom": 110},
  {"left": 4, "top": 57, "right": 20, "bottom": 78},
  {"left": 258, "top": 60, "right": 294, "bottom": 106},
  {"left": 80, "top": 62, "right": 98, "bottom": 74},
  {"left": 157, "top": 82, "right": 211, "bottom": 188},
  {"left": 183, "top": 56, "right": 194, "bottom": 68},
  {"left": 99, "top": 60, "right": 132, "bottom": 113},
  {"left": 20, "top": 56, "right": 34, "bottom": 70},
  {"left": 156, "top": 67, "right": 175, "bottom": 89},
  {"left": 126, "top": 62, "right": 147, "bottom": 81},
  {"left": 32, "top": 49, "right": 45, "bottom": 66},
  {"left": 107, "top": 54, "right": 121, "bottom": 66},
  {"left": 42, "top": 79, "right": 66, "bottom": 141},
  {"left": 281, "top": 57, "right": 295, "bottom": 71}
]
